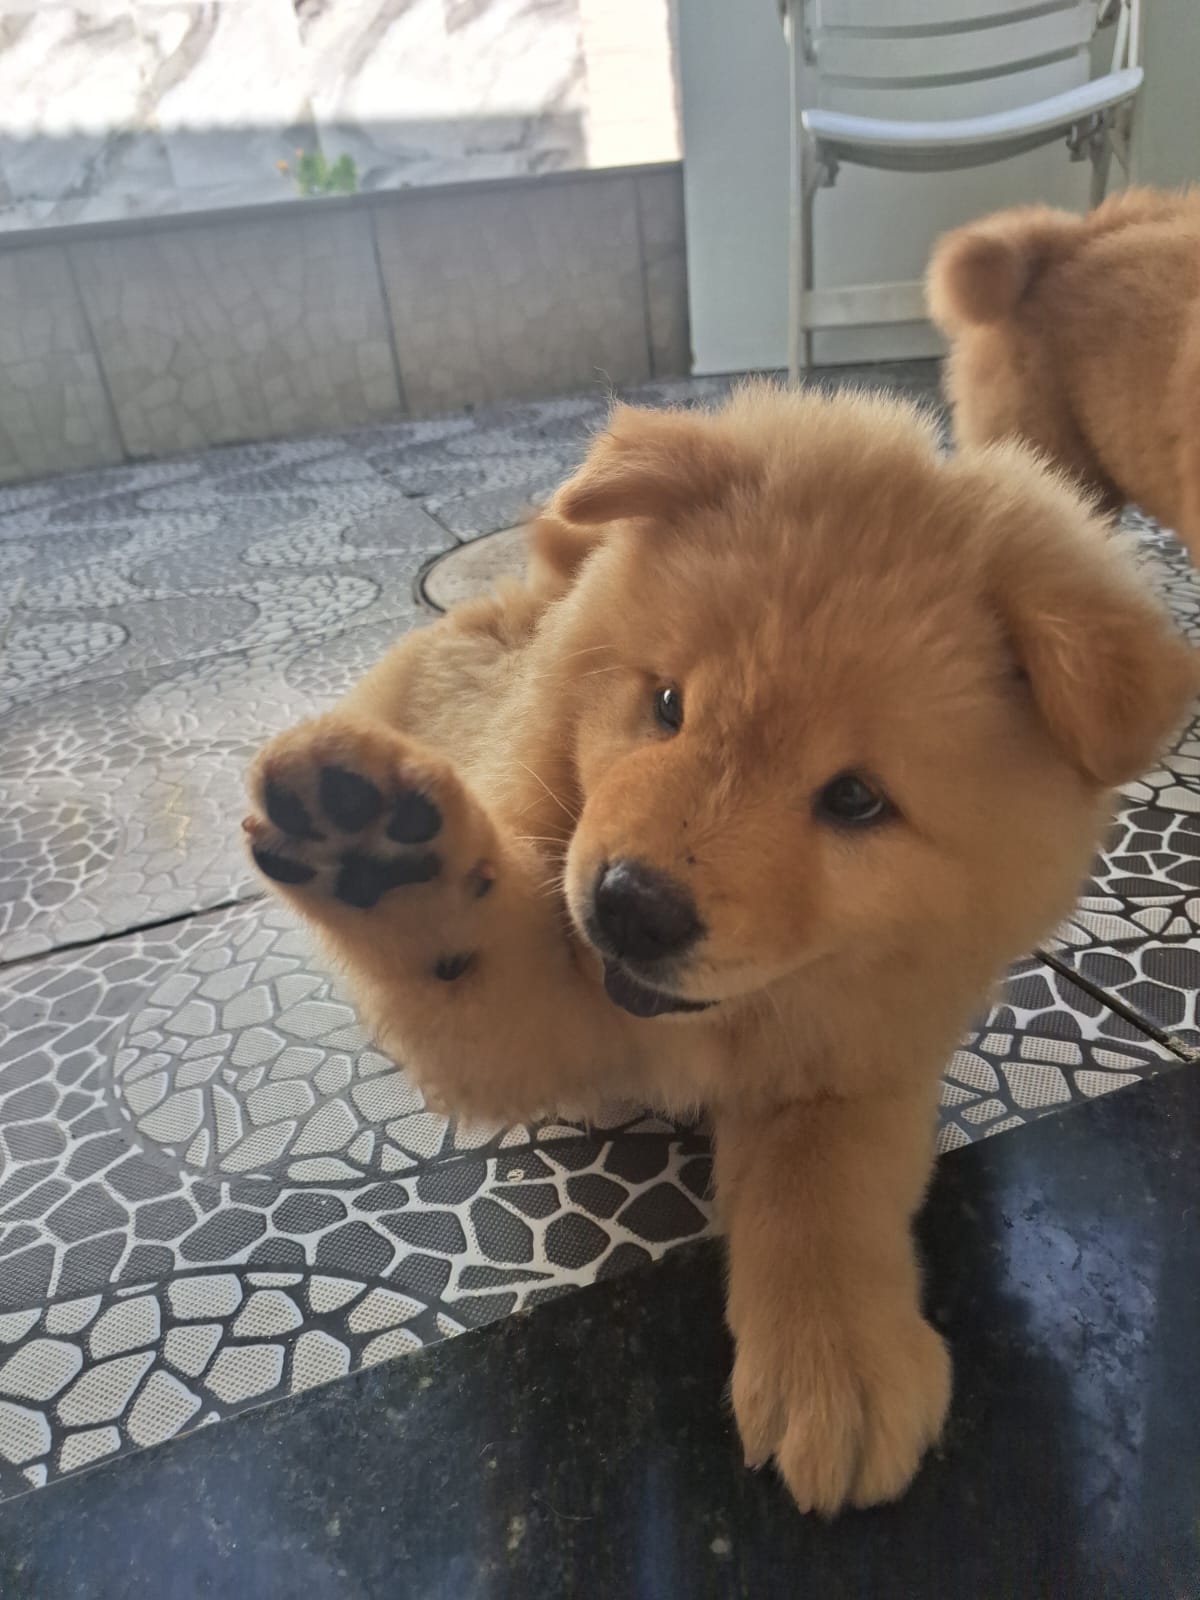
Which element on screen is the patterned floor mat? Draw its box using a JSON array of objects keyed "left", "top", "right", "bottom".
[{"left": 0, "top": 895, "right": 1177, "bottom": 1499}]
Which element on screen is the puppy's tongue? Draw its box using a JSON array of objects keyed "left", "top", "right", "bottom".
[{"left": 602, "top": 961, "right": 712, "bottom": 1018}]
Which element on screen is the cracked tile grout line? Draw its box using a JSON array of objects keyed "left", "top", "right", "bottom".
[
  {"left": 0, "top": 894, "right": 259, "bottom": 975},
  {"left": 1034, "top": 945, "right": 1200, "bottom": 1062},
  {"left": 416, "top": 498, "right": 473, "bottom": 543}
]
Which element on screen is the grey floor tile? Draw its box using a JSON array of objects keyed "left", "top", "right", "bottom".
[
  {"left": 1, "top": 485, "right": 447, "bottom": 714},
  {"left": 0, "top": 613, "right": 434, "bottom": 962},
  {"left": 421, "top": 526, "right": 526, "bottom": 612}
]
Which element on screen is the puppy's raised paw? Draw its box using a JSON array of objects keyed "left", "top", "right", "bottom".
[{"left": 244, "top": 715, "right": 496, "bottom": 937}]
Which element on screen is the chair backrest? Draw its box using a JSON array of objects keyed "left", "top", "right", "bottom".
[{"left": 792, "top": 1, "right": 1137, "bottom": 120}]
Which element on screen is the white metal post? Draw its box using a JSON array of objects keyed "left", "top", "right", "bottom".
[{"left": 786, "top": 0, "right": 809, "bottom": 382}]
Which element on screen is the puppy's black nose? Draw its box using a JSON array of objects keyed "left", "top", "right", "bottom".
[{"left": 593, "top": 859, "right": 702, "bottom": 963}]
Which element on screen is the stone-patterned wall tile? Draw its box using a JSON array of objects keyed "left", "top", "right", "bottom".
[
  {"left": 0, "top": 245, "right": 122, "bottom": 483},
  {"left": 635, "top": 167, "right": 690, "bottom": 378},
  {"left": 148, "top": 0, "right": 312, "bottom": 199},
  {"left": 374, "top": 176, "right": 651, "bottom": 415},
  {"left": 0, "top": 0, "right": 675, "bottom": 232},
  {"left": 0, "top": 5, "right": 147, "bottom": 215},
  {"left": 304, "top": 0, "right": 587, "bottom": 190},
  {"left": 71, "top": 211, "right": 403, "bottom": 457}
]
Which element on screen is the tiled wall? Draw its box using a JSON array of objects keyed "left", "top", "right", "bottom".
[
  {"left": 0, "top": 166, "right": 689, "bottom": 484},
  {"left": 636, "top": 165, "right": 690, "bottom": 380},
  {"left": 375, "top": 175, "right": 650, "bottom": 414},
  {"left": 0, "top": 245, "right": 123, "bottom": 481},
  {"left": 73, "top": 210, "right": 401, "bottom": 459}
]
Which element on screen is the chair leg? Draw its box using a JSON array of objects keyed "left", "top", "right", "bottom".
[
  {"left": 1089, "top": 124, "right": 1114, "bottom": 208},
  {"left": 787, "top": 58, "right": 806, "bottom": 384},
  {"left": 1114, "top": 99, "right": 1136, "bottom": 185},
  {"left": 788, "top": 165, "right": 805, "bottom": 384},
  {"left": 800, "top": 156, "right": 816, "bottom": 375},
  {"left": 789, "top": 135, "right": 818, "bottom": 382}
]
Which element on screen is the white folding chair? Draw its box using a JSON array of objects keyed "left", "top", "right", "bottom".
[{"left": 779, "top": 0, "right": 1143, "bottom": 379}]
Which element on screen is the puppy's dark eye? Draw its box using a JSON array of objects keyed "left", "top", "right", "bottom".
[
  {"left": 654, "top": 685, "right": 683, "bottom": 733},
  {"left": 814, "top": 772, "right": 892, "bottom": 828}
]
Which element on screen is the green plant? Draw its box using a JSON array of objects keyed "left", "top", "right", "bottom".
[{"left": 278, "top": 149, "right": 358, "bottom": 197}]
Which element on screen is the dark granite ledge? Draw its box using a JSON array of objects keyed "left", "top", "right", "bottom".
[{"left": 2, "top": 1067, "right": 1198, "bottom": 1600}]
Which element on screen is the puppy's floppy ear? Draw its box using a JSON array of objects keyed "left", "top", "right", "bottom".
[
  {"left": 525, "top": 509, "right": 607, "bottom": 593},
  {"left": 977, "top": 451, "right": 1198, "bottom": 787},
  {"left": 553, "top": 404, "right": 753, "bottom": 527}
]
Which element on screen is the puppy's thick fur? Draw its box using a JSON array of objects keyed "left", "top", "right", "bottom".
[
  {"left": 245, "top": 386, "right": 1195, "bottom": 1515},
  {"left": 927, "top": 187, "right": 1200, "bottom": 555}
]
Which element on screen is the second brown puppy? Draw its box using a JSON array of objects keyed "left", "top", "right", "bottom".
[{"left": 927, "top": 186, "right": 1200, "bottom": 556}]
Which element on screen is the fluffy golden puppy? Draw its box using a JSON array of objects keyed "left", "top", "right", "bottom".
[
  {"left": 245, "top": 385, "right": 1194, "bottom": 1514},
  {"left": 927, "top": 187, "right": 1200, "bottom": 555}
]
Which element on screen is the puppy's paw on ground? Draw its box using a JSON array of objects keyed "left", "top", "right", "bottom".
[
  {"left": 244, "top": 714, "right": 495, "bottom": 917},
  {"left": 848, "top": 1314, "right": 951, "bottom": 1509},
  {"left": 731, "top": 1306, "right": 951, "bottom": 1516}
]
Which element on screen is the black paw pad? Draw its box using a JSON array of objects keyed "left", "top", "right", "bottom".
[
  {"left": 434, "top": 953, "right": 473, "bottom": 982},
  {"left": 334, "top": 850, "right": 441, "bottom": 909},
  {"left": 386, "top": 790, "right": 442, "bottom": 844},
  {"left": 320, "top": 766, "right": 384, "bottom": 832},
  {"left": 264, "top": 781, "right": 323, "bottom": 841},
  {"left": 252, "top": 847, "right": 317, "bottom": 887}
]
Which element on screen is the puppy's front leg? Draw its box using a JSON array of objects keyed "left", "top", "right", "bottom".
[
  {"left": 715, "top": 1086, "right": 950, "bottom": 1515},
  {"left": 244, "top": 711, "right": 629, "bottom": 1122}
]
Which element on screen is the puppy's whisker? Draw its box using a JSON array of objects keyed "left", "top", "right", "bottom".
[
  {"left": 514, "top": 761, "right": 579, "bottom": 824},
  {"left": 517, "top": 648, "right": 612, "bottom": 680},
  {"left": 521, "top": 664, "right": 625, "bottom": 691},
  {"left": 520, "top": 665, "right": 584, "bottom": 685},
  {"left": 533, "top": 879, "right": 567, "bottom": 904},
  {"left": 558, "top": 644, "right": 615, "bottom": 662}
]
